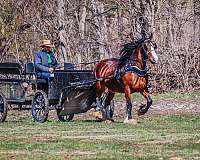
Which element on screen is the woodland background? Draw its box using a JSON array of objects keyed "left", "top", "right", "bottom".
[{"left": 0, "top": 0, "right": 199, "bottom": 92}]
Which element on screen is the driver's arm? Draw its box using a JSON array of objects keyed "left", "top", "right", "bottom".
[{"left": 34, "top": 52, "right": 49, "bottom": 72}]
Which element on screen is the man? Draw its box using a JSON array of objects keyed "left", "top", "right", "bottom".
[{"left": 34, "top": 39, "right": 58, "bottom": 79}]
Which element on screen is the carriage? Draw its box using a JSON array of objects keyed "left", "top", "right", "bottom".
[{"left": 0, "top": 62, "right": 114, "bottom": 123}]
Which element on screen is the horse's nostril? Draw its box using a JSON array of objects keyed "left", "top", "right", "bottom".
[{"left": 150, "top": 58, "right": 157, "bottom": 64}]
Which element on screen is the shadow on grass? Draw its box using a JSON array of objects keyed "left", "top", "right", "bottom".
[
  {"left": 74, "top": 119, "right": 124, "bottom": 124},
  {"left": 2, "top": 118, "right": 126, "bottom": 125},
  {"left": 3, "top": 120, "right": 25, "bottom": 123}
]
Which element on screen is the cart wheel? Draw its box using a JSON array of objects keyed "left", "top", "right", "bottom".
[
  {"left": 0, "top": 92, "right": 8, "bottom": 122},
  {"left": 56, "top": 109, "right": 74, "bottom": 122},
  {"left": 31, "top": 90, "right": 49, "bottom": 123}
]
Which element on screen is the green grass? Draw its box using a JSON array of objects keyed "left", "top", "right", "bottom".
[
  {"left": 0, "top": 114, "right": 199, "bottom": 160},
  {"left": 115, "top": 91, "right": 200, "bottom": 103}
]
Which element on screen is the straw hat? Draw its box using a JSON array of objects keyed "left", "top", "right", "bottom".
[{"left": 40, "top": 39, "right": 54, "bottom": 48}]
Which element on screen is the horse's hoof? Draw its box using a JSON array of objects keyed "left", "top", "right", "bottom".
[
  {"left": 137, "top": 107, "right": 147, "bottom": 116},
  {"left": 104, "top": 119, "right": 113, "bottom": 124},
  {"left": 93, "top": 111, "right": 103, "bottom": 121},
  {"left": 107, "top": 118, "right": 115, "bottom": 123},
  {"left": 109, "top": 118, "right": 115, "bottom": 122},
  {"left": 123, "top": 118, "right": 138, "bottom": 124},
  {"left": 137, "top": 110, "right": 146, "bottom": 116},
  {"left": 138, "top": 104, "right": 147, "bottom": 116}
]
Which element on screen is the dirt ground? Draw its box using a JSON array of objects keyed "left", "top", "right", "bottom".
[
  {"left": 79, "top": 97, "right": 200, "bottom": 120},
  {"left": 5, "top": 93, "right": 200, "bottom": 122},
  {"left": 70, "top": 94, "right": 200, "bottom": 121}
]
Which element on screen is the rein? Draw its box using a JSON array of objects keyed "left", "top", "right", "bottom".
[
  {"left": 126, "top": 43, "right": 148, "bottom": 67},
  {"left": 56, "top": 60, "right": 100, "bottom": 70}
]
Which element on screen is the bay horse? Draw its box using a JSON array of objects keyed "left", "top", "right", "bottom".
[{"left": 94, "top": 34, "right": 158, "bottom": 124}]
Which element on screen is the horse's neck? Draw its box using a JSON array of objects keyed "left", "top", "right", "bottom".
[{"left": 129, "top": 48, "right": 146, "bottom": 69}]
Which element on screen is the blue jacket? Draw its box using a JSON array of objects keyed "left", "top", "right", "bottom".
[{"left": 34, "top": 50, "right": 57, "bottom": 72}]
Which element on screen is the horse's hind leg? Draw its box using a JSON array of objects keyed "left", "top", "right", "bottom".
[
  {"left": 104, "top": 91, "right": 115, "bottom": 121},
  {"left": 94, "top": 81, "right": 106, "bottom": 120},
  {"left": 138, "top": 88, "right": 152, "bottom": 115},
  {"left": 96, "top": 80, "right": 105, "bottom": 107}
]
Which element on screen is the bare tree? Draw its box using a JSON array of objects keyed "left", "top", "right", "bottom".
[
  {"left": 91, "top": 0, "right": 111, "bottom": 58},
  {"left": 57, "top": 0, "right": 68, "bottom": 64},
  {"left": 0, "top": 0, "right": 199, "bottom": 91}
]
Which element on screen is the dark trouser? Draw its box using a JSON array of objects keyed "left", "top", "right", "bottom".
[
  {"left": 37, "top": 72, "right": 51, "bottom": 79},
  {"left": 36, "top": 72, "right": 54, "bottom": 91}
]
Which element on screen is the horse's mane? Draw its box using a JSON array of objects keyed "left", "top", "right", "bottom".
[{"left": 120, "top": 38, "right": 144, "bottom": 55}]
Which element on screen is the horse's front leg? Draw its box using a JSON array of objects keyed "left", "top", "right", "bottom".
[
  {"left": 124, "top": 86, "right": 137, "bottom": 124},
  {"left": 138, "top": 88, "right": 152, "bottom": 115}
]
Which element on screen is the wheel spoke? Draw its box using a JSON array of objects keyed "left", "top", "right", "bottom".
[
  {"left": 36, "top": 109, "right": 42, "bottom": 119},
  {"left": 0, "top": 107, "right": 4, "bottom": 113},
  {"left": 0, "top": 99, "right": 4, "bottom": 113},
  {"left": 35, "top": 108, "right": 40, "bottom": 115},
  {"left": 0, "top": 99, "right": 3, "bottom": 105},
  {"left": 0, "top": 94, "right": 7, "bottom": 122}
]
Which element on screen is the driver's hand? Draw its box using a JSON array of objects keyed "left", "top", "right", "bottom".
[{"left": 48, "top": 67, "right": 54, "bottom": 73}]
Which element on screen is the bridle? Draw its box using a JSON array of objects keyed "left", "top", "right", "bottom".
[{"left": 141, "top": 41, "right": 152, "bottom": 59}]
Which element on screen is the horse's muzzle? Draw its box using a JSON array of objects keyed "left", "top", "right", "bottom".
[{"left": 150, "top": 58, "right": 158, "bottom": 64}]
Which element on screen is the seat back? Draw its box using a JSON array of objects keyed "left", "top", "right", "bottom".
[
  {"left": 0, "top": 63, "right": 23, "bottom": 75},
  {"left": 25, "top": 62, "right": 35, "bottom": 74},
  {"left": 64, "top": 63, "right": 74, "bottom": 70}
]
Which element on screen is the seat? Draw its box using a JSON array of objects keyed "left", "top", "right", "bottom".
[
  {"left": 25, "top": 62, "right": 35, "bottom": 74},
  {"left": 25, "top": 62, "right": 47, "bottom": 83},
  {"left": 64, "top": 63, "right": 74, "bottom": 70},
  {"left": 0, "top": 62, "right": 23, "bottom": 75}
]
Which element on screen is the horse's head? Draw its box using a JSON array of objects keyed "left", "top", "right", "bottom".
[{"left": 142, "top": 34, "right": 159, "bottom": 64}]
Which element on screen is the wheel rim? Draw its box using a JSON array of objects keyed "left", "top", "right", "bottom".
[
  {"left": 0, "top": 96, "right": 4, "bottom": 117},
  {"left": 32, "top": 92, "right": 48, "bottom": 121}
]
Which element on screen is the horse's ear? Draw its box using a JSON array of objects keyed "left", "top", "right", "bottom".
[
  {"left": 144, "top": 33, "right": 153, "bottom": 42},
  {"left": 146, "top": 33, "right": 153, "bottom": 40},
  {"left": 149, "top": 33, "right": 153, "bottom": 40}
]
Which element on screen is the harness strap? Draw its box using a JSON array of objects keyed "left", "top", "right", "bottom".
[{"left": 124, "top": 65, "right": 147, "bottom": 77}]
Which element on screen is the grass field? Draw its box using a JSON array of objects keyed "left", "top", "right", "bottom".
[{"left": 0, "top": 113, "right": 199, "bottom": 160}]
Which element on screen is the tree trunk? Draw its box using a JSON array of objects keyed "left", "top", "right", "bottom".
[
  {"left": 78, "top": 0, "right": 87, "bottom": 63},
  {"left": 57, "top": 0, "right": 68, "bottom": 64},
  {"left": 91, "top": 0, "right": 111, "bottom": 58}
]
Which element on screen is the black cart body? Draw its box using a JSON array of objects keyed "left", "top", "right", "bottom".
[{"left": 0, "top": 62, "right": 114, "bottom": 123}]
